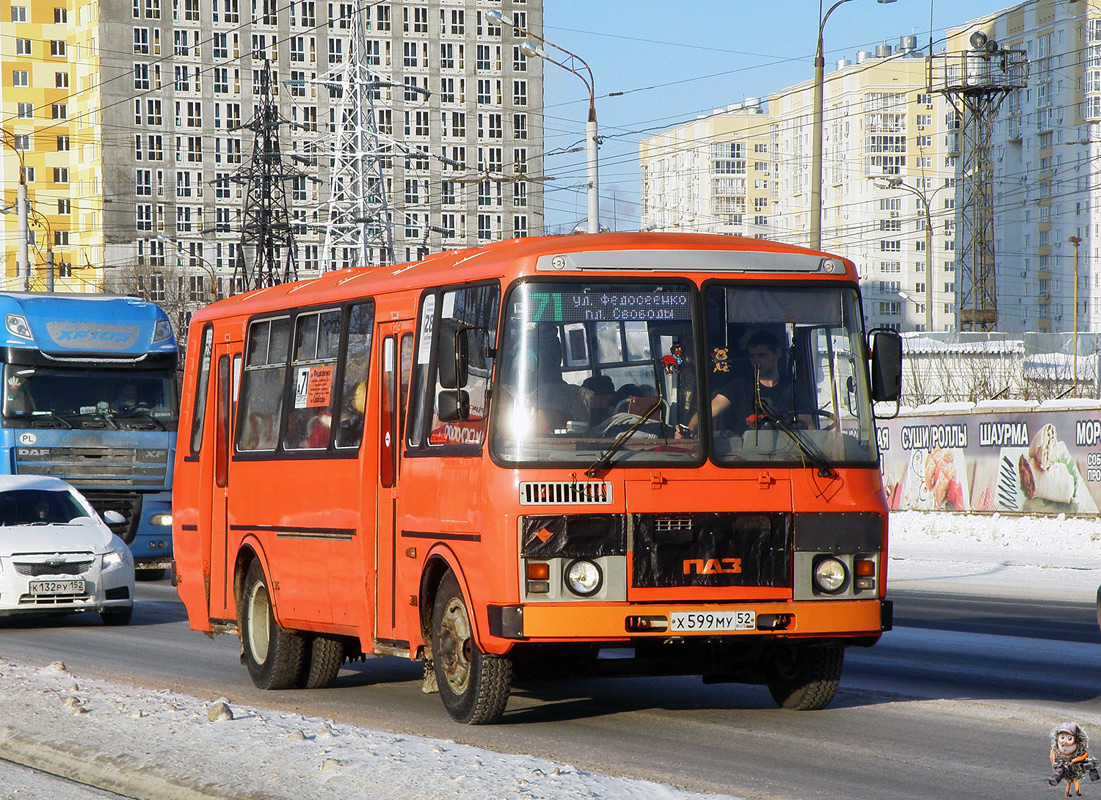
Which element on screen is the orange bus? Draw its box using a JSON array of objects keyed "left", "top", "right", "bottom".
[{"left": 173, "top": 233, "right": 902, "bottom": 724}]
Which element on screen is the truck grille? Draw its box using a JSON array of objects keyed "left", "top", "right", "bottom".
[
  {"left": 83, "top": 492, "right": 143, "bottom": 544},
  {"left": 15, "top": 446, "right": 169, "bottom": 489}
]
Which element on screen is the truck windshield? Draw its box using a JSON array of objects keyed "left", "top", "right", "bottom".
[
  {"left": 700, "top": 284, "right": 877, "bottom": 466},
  {"left": 2, "top": 364, "right": 179, "bottom": 430},
  {"left": 491, "top": 281, "right": 703, "bottom": 467}
]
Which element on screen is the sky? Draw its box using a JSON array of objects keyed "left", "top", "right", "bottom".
[
  {"left": 539, "top": 0, "right": 1017, "bottom": 233},
  {"left": 0, "top": 510, "right": 1094, "bottom": 799}
]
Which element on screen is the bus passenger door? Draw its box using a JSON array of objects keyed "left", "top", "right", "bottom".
[
  {"left": 209, "top": 347, "right": 237, "bottom": 620},
  {"left": 375, "top": 322, "right": 413, "bottom": 646}
]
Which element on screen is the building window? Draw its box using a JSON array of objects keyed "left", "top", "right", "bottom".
[
  {"left": 12, "top": 70, "right": 28, "bottom": 87},
  {"left": 17, "top": 103, "right": 33, "bottom": 119},
  {"left": 54, "top": 7, "right": 66, "bottom": 22},
  {"left": 51, "top": 104, "right": 67, "bottom": 120},
  {"left": 16, "top": 39, "right": 31, "bottom": 55},
  {"left": 10, "top": 6, "right": 26, "bottom": 21},
  {"left": 58, "top": 199, "right": 70, "bottom": 215},
  {"left": 50, "top": 40, "right": 66, "bottom": 57},
  {"left": 53, "top": 167, "right": 68, "bottom": 184}
]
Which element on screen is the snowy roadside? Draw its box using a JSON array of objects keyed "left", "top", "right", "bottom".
[{"left": 0, "top": 510, "right": 1097, "bottom": 800}]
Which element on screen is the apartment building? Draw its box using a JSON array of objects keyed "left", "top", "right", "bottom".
[
  {"left": 0, "top": 0, "right": 542, "bottom": 321},
  {"left": 963, "top": 0, "right": 1097, "bottom": 333},
  {"left": 640, "top": 38, "right": 956, "bottom": 333}
]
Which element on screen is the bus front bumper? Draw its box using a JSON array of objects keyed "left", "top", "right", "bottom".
[{"left": 488, "top": 598, "right": 891, "bottom": 641}]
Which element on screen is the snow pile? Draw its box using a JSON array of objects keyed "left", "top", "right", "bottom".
[
  {"left": 0, "top": 659, "right": 739, "bottom": 800},
  {"left": 888, "top": 510, "right": 1101, "bottom": 599}
]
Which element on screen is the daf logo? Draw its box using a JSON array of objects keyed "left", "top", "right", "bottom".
[
  {"left": 683, "top": 558, "right": 742, "bottom": 575},
  {"left": 17, "top": 448, "right": 48, "bottom": 457}
]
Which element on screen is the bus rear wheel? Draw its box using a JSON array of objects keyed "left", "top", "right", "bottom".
[
  {"left": 431, "top": 572, "right": 511, "bottom": 724},
  {"left": 239, "top": 560, "right": 305, "bottom": 690},
  {"left": 766, "top": 644, "right": 843, "bottom": 711}
]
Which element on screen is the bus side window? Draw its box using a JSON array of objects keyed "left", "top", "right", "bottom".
[
  {"left": 237, "top": 317, "right": 290, "bottom": 453},
  {"left": 189, "top": 324, "right": 214, "bottom": 456},
  {"left": 285, "top": 309, "right": 342, "bottom": 451},
  {"left": 335, "top": 301, "right": 374, "bottom": 449}
]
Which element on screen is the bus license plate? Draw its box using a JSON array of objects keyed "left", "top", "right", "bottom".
[
  {"left": 29, "top": 580, "right": 85, "bottom": 595},
  {"left": 670, "top": 611, "right": 756, "bottom": 633}
]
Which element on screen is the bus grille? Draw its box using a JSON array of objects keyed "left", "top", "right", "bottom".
[
  {"left": 632, "top": 512, "right": 792, "bottom": 588},
  {"left": 520, "top": 481, "right": 612, "bottom": 506},
  {"left": 15, "top": 446, "right": 169, "bottom": 489}
]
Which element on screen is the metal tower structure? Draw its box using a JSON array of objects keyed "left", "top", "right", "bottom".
[
  {"left": 318, "top": 3, "right": 396, "bottom": 271},
  {"left": 928, "top": 31, "right": 1027, "bottom": 331},
  {"left": 232, "top": 59, "right": 301, "bottom": 291}
]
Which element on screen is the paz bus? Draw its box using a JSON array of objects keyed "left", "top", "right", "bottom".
[
  {"left": 0, "top": 293, "right": 178, "bottom": 576},
  {"left": 173, "top": 233, "right": 902, "bottom": 724}
]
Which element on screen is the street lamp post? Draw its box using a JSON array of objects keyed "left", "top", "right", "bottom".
[
  {"left": 158, "top": 234, "right": 218, "bottom": 301},
  {"left": 485, "top": 9, "right": 600, "bottom": 234},
  {"left": 871, "top": 176, "right": 936, "bottom": 333},
  {"left": 1070, "top": 235, "right": 1082, "bottom": 395},
  {"left": 811, "top": 0, "right": 896, "bottom": 250}
]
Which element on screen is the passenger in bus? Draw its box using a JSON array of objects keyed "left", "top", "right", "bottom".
[
  {"left": 581, "top": 375, "right": 615, "bottom": 425},
  {"left": 242, "top": 412, "right": 277, "bottom": 450},
  {"left": 502, "top": 328, "right": 592, "bottom": 435},
  {"left": 4, "top": 373, "right": 35, "bottom": 416},
  {"left": 678, "top": 330, "right": 811, "bottom": 436}
]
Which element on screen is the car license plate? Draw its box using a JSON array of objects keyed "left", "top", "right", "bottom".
[
  {"left": 29, "top": 580, "right": 85, "bottom": 595},
  {"left": 670, "top": 610, "right": 756, "bottom": 632}
]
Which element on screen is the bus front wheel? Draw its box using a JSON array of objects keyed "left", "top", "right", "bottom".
[
  {"left": 239, "top": 560, "right": 305, "bottom": 690},
  {"left": 431, "top": 572, "right": 511, "bottom": 724},
  {"left": 766, "top": 644, "right": 843, "bottom": 711}
]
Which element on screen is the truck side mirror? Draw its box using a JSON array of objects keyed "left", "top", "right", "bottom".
[
  {"left": 438, "top": 327, "right": 469, "bottom": 389},
  {"left": 869, "top": 328, "right": 902, "bottom": 404}
]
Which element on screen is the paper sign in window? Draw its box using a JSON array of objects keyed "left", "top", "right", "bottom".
[{"left": 294, "top": 364, "right": 334, "bottom": 408}]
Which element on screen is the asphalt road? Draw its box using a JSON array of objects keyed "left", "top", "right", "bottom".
[{"left": 0, "top": 583, "right": 1097, "bottom": 800}]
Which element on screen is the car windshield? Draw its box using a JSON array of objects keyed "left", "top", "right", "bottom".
[
  {"left": 0, "top": 489, "right": 90, "bottom": 526},
  {"left": 699, "top": 284, "right": 877, "bottom": 466},
  {"left": 2, "top": 365, "right": 178, "bottom": 429},
  {"left": 491, "top": 281, "right": 702, "bottom": 467}
]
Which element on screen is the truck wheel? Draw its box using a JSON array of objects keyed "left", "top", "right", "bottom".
[
  {"left": 239, "top": 560, "right": 304, "bottom": 690},
  {"left": 431, "top": 571, "right": 511, "bottom": 724},
  {"left": 298, "top": 635, "right": 344, "bottom": 689},
  {"left": 767, "top": 644, "right": 843, "bottom": 711},
  {"left": 100, "top": 606, "right": 133, "bottom": 626}
]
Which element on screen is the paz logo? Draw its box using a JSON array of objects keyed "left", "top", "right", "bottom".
[{"left": 534, "top": 527, "right": 555, "bottom": 543}]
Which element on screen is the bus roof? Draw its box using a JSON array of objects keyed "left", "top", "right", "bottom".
[
  {"left": 194, "top": 232, "right": 858, "bottom": 322},
  {"left": 0, "top": 292, "right": 176, "bottom": 356}
]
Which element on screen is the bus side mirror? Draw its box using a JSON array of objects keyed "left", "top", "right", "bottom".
[
  {"left": 438, "top": 389, "right": 470, "bottom": 421},
  {"left": 439, "top": 327, "right": 469, "bottom": 389},
  {"left": 869, "top": 328, "right": 902, "bottom": 403}
]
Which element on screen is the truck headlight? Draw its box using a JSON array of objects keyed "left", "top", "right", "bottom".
[
  {"left": 564, "top": 559, "right": 602, "bottom": 597},
  {"left": 813, "top": 557, "right": 848, "bottom": 594}
]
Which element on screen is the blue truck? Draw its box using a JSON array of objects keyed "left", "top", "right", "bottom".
[{"left": 0, "top": 293, "right": 177, "bottom": 577}]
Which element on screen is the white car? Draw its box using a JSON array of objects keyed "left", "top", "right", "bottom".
[{"left": 0, "top": 476, "right": 134, "bottom": 625}]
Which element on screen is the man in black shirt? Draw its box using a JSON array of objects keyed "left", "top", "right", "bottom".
[{"left": 681, "top": 330, "right": 811, "bottom": 436}]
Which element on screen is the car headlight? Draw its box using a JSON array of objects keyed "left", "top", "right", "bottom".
[
  {"left": 103, "top": 551, "right": 126, "bottom": 569},
  {"left": 564, "top": 559, "right": 602, "bottom": 597},
  {"left": 813, "top": 557, "right": 848, "bottom": 594}
]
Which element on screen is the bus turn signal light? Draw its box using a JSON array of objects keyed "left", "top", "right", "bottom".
[
  {"left": 854, "top": 559, "right": 875, "bottom": 576},
  {"left": 526, "top": 562, "right": 549, "bottom": 580}
]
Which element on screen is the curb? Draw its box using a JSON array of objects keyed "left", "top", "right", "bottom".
[{"left": 0, "top": 725, "right": 258, "bottom": 800}]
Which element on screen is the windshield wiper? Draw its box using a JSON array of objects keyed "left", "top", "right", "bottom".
[
  {"left": 586, "top": 371, "right": 669, "bottom": 478},
  {"left": 23, "top": 410, "right": 73, "bottom": 429},
  {"left": 752, "top": 406, "right": 835, "bottom": 478},
  {"left": 113, "top": 408, "right": 166, "bottom": 430}
]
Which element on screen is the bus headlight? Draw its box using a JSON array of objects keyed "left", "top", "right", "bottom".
[
  {"left": 564, "top": 559, "right": 602, "bottom": 597},
  {"left": 813, "top": 557, "right": 848, "bottom": 594}
]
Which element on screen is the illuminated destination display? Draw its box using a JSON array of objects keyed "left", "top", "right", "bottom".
[{"left": 528, "top": 290, "right": 692, "bottom": 322}]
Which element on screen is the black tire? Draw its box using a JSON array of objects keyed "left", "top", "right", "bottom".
[
  {"left": 766, "top": 645, "right": 843, "bottom": 711},
  {"left": 431, "top": 571, "right": 511, "bottom": 724},
  {"left": 100, "top": 606, "right": 133, "bottom": 626},
  {"left": 239, "top": 560, "right": 304, "bottom": 690},
  {"left": 298, "top": 635, "right": 344, "bottom": 689},
  {"left": 136, "top": 568, "right": 166, "bottom": 581}
]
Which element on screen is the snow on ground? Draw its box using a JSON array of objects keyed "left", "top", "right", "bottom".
[{"left": 1, "top": 511, "right": 1098, "bottom": 800}]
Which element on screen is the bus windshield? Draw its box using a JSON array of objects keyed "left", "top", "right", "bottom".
[
  {"left": 491, "top": 281, "right": 702, "bottom": 467},
  {"left": 701, "top": 284, "right": 877, "bottom": 466},
  {"left": 2, "top": 364, "right": 179, "bottom": 430}
]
